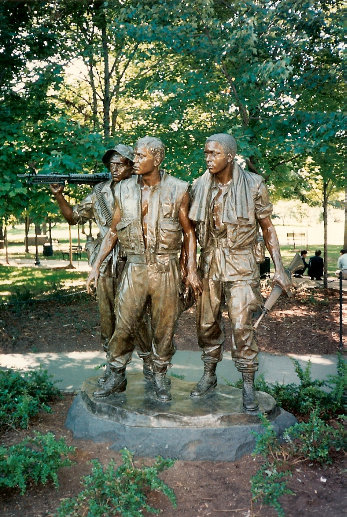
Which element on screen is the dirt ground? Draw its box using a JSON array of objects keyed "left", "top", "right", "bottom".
[
  {"left": 0, "top": 287, "right": 344, "bottom": 356},
  {"left": 0, "top": 285, "right": 345, "bottom": 516}
]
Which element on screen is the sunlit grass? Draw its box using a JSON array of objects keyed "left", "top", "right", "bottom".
[{"left": 0, "top": 266, "right": 88, "bottom": 301}]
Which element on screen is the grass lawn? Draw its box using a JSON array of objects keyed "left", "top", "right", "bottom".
[{"left": 0, "top": 266, "right": 88, "bottom": 300}]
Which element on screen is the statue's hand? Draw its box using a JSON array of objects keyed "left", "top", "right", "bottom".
[
  {"left": 273, "top": 269, "right": 292, "bottom": 294},
  {"left": 186, "top": 269, "right": 203, "bottom": 298},
  {"left": 86, "top": 267, "right": 100, "bottom": 294},
  {"left": 50, "top": 183, "right": 64, "bottom": 195}
]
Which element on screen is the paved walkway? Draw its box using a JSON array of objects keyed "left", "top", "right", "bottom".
[{"left": 0, "top": 350, "right": 340, "bottom": 393}]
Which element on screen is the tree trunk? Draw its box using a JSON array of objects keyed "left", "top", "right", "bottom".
[
  {"left": 34, "top": 223, "right": 40, "bottom": 266},
  {"left": 25, "top": 214, "right": 30, "bottom": 252},
  {"left": 4, "top": 226, "right": 9, "bottom": 264},
  {"left": 101, "top": 11, "right": 110, "bottom": 140},
  {"left": 344, "top": 186, "right": 347, "bottom": 249},
  {"left": 88, "top": 58, "right": 99, "bottom": 131},
  {"left": 323, "top": 181, "right": 328, "bottom": 289},
  {"left": 48, "top": 218, "right": 52, "bottom": 247}
]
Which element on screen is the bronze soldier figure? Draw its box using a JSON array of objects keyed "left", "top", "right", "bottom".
[
  {"left": 50, "top": 144, "right": 152, "bottom": 383},
  {"left": 189, "top": 133, "right": 291, "bottom": 412},
  {"left": 87, "top": 136, "right": 202, "bottom": 402}
]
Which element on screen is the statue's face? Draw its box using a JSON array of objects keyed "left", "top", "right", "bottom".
[
  {"left": 133, "top": 145, "right": 158, "bottom": 175},
  {"left": 109, "top": 154, "right": 132, "bottom": 183},
  {"left": 204, "top": 141, "right": 233, "bottom": 175}
]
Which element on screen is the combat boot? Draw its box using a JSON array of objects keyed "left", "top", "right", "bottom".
[
  {"left": 93, "top": 365, "right": 127, "bottom": 398},
  {"left": 242, "top": 372, "right": 259, "bottom": 413},
  {"left": 152, "top": 365, "right": 172, "bottom": 402},
  {"left": 190, "top": 362, "right": 217, "bottom": 397},
  {"left": 97, "top": 363, "right": 111, "bottom": 385},
  {"left": 142, "top": 355, "right": 154, "bottom": 382}
]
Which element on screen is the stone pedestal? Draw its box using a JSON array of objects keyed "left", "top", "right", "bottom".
[{"left": 65, "top": 372, "right": 296, "bottom": 461}]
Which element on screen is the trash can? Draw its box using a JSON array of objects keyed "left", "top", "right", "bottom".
[{"left": 43, "top": 243, "right": 53, "bottom": 256}]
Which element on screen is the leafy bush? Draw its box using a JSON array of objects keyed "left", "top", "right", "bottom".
[
  {"left": 251, "top": 464, "right": 293, "bottom": 517},
  {"left": 0, "top": 368, "right": 61, "bottom": 429},
  {"left": 284, "top": 410, "right": 345, "bottom": 464},
  {"left": 57, "top": 448, "right": 176, "bottom": 516},
  {"left": 0, "top": 432, "right": 75, "bottom": 494},
  {"left": 251, "top": 355, "right": 346, "bottom": 419},
  {"left": 251, "top": 412, "right": 345, "bottom": 516}
]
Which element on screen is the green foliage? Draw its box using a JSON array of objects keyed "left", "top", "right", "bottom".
[
  {"left": 251, "top": 415, "right": 293, "bottom": 516},
  {"left": 0, "top": 368, "right": 61, "bottom": 430},
  {"left": 252, "top": 356, "right": 346, "bottom": 420},
  {"left": 284, "top": 410, "right": 345, "bottom": 464},
  {"left": 57, "top": 448, "right": 176, "bottom": 516},
  {"left": 251, "top": 464, "right": 293, "bottom": 517},
  {"left": 0, "top": 432, "right": 75, "bottom": 495},
  {"left": 251, "top": 410, "right": 345, "bottom": 515}
]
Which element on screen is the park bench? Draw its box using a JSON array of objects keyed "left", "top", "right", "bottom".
[
  {"left": 286, "top": 232, "right": 306, "bottom": 249},
  {"left": 60, "top": 245, "right": 83, "bottom": 261}
]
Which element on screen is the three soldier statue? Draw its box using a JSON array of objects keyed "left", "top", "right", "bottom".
[{"left": 52, "top": 133, "right": 290, "bottom": 413}]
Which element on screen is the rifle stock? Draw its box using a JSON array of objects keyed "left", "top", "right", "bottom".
[
  {"left": 253, "top": 253, "right": 302, "bottom": 329},
  {"left": 18, "top": 172, "right": 111, "bottom": 186}
]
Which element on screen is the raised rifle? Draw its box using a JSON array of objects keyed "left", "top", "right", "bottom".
[
  {"left": 253, "top": 252, "right": 303, "bottom": 329},
  {"left": 17, "top": 172, "right": 111, "bottom": 186}
]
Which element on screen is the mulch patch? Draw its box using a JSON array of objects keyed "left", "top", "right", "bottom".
[{"left": 0, "top": 287, "right": 343, "bottom": 356}]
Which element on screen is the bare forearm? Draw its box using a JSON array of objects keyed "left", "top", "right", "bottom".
[
  {"left": 93, "top": 229, "right": 118, "bottom": 270},
  {"left": 54, "top": 193, "right": 75, "bottom": 224},
  {"left": 184, "top": 229, "right": 198, "bottom": 273},
  {"left": 262, "top": 225, "right": 285, "bottom": 272}
]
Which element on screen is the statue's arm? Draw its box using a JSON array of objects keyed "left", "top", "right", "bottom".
[
  {"left": 178, "top": 191, "right": 203, "bottom": 297},
  {"left": 50, "top": 184, "right": 75, "bottom": 224},
  {"left": 258, "top": 216, "right": 291, "bottom": 292},
  {"left": 86, "top": 205, "right": 121, "bottom": 293}
]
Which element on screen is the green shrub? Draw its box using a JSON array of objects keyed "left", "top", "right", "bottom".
[
  {"left": 251, "top": 464, "right": 293, "bottom": 517},
  {"left": 0, "top": 368, "right": 61, "bottom": 429},
  {"left": 248, "top": 355, "right": 346, "bottom": 420},
  {"left": 0, "top": 432, "right": 75, "bottom": 494},
  {"left": 251, "top": 411, "right": 345, "bottom": 516},
  {"left": 57, "top": 448, "right": 176, "bottom": 516},
  {"left": 284, "top": 410, "right": 345, "bottom": 464}
]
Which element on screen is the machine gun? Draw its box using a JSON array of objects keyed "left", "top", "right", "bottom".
[
  {"left": 253, "top": 252, "right": 303, "bottom": 329},
  {"left": 17, "top": 172, "right": 111, "bottom": 186}
]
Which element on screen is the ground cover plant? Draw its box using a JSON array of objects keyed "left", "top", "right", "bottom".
[
  {"left": 0, "top": 368, "right": 61, "bottom": 430},
  {"left": 0, "top": 432, "right": 75, "bottom": 495},
  {"left": 56, "top": 449, "right": 176, "bottom": 517}
]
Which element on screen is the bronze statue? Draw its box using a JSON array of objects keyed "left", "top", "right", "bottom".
[
  {"left": 87, "top": 136, "right": 202, "bottom": 402},
  {"left": 50, "top": 144, "right": 152, "bottom": 383},
  {"left": 189, "top": 133, "right": 291, "bottom": 413}
]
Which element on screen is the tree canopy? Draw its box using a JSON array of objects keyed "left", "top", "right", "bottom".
[{"left": 0, "top": 0, "right": 344, "bottom": 224}]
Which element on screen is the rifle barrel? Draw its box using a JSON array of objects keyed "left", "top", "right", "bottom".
[{"left": 17, "top": 173, "right": 111, "bottom": 185}]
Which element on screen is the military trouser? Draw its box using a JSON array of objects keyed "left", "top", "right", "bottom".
[
  {"left": 108, "top": 254, "right": 181, "bottom": 368},
  {"left": 197, "top": 278, "right": 262, "bottom": 373},
  {"left": 96, "top": 264, "right": 152, "bottom": 359}
]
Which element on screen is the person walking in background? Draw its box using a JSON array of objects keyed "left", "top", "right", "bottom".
[
  {"left": 293, "top": 250, "right": 309, "bottom": 278},
  {"left": 308, "top": 249, "right": 324, "bottom": 280}
]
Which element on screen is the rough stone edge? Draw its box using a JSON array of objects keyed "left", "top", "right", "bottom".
[{"left": 65, "top": 394, "right": 297, "bottom": 461}]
